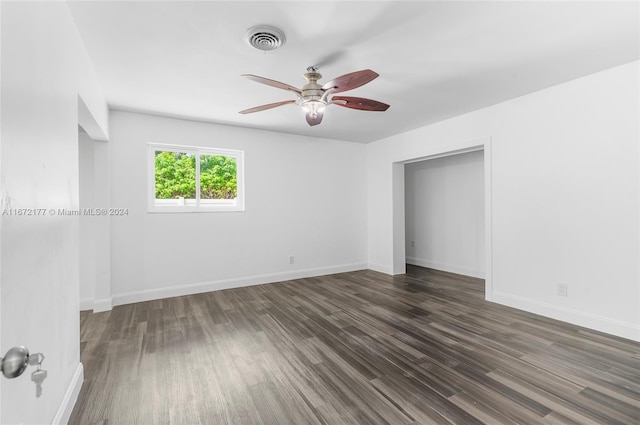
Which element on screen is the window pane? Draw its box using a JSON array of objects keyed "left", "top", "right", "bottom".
[
  {"left": 199, "top": 154, "right": 237, "bottom": 200},
  {"left": 154, "top": 151, "right": 196, "bottom": 201}
]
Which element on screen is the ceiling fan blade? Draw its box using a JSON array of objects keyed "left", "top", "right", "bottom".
[
  {"left": 305, "top": 111, "right": 324, "bottom": 126},
  {"left": 239, "top": 99, "right": 296, "bottom": 114},
  {"left": 241, "top": 74, "right": 302, "bottom": 94},
  {"left": 332, "top": 96, "right": 390, "bottom": 111},
  {"left": 322, "top": 69, "right": 379, "bottom": 94}
]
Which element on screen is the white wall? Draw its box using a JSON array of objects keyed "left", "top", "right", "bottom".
[
  {"left": 92, "top": 140, "right": 112, "bottom": 312},
  {"left": 367, "top": 61, "right": 640, "bottom": 341},
  {"left": 78, "top": 132, "right": 96, "bottom": 308},
  {"left": 0, "top": 2, "right": 4, "bottom": 421},
  {"left": 1, "top": 2, "right": 109, "bottom": 424},
  {"left": 405, "top": 150, "right": 485, "bottom": 278},
  {"left": 78, "top": 132, "right": 112, "bottom": 312},
  {"left": 104, "top": 111, "right": 367, "bottom": 306}
]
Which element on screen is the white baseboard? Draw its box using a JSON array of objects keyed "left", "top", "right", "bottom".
[
  {"left": 492, "top": 291, "right": 640, "bottom": 342},
  {"left": 406, "top": 257, "right": 484, "bottom": 279},
  {"left": 367, "top": 263, "right": 394, "bottom": 275},
  {"left": 79, "top": 298, "right": 93, "bottom": 312},
  {"left": 51, "top": 362, "right": 83, "bottom": 425},
  {"left": 92, "top": 297, "right": 113, "bottom": 312},
  {"left": 111, "top": 263, "right": 367, "bottom": 307}
]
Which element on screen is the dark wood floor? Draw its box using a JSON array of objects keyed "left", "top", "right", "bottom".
[{"left": 69, "top": 266, "right": 640, "bottom": 425}]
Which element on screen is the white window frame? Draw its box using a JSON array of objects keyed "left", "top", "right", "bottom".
[{"left": 147, "top": 143, "right": 244, "bottom": 213}]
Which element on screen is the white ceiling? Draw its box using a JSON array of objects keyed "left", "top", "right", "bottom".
[{"left": 67, "top": 1, "right": 639, "bottom": 143}]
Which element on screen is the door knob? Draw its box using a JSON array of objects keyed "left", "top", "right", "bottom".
[
  {"left": 1, "top": 347, "right": 48, "bottom": 397},
  {"left": 1, "top": 346, "right": 30, "bottom": 379}
]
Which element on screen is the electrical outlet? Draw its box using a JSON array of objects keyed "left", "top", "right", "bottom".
[
  {"left": 557, "top": 283, "right": 568, "bottom": 296},
  {"left": 411, "top": 240, "right": 415, "bottom": 248},
  {"left": 289, "top": 255, "right": 294, "bottom": 264}
]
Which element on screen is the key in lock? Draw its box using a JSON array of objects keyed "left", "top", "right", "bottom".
[
  {"left": 1, "top": 346, "right": 47, "bottom": 397},
  {"left": 31, "top": 369, "right": 47, "bottom": 398}
]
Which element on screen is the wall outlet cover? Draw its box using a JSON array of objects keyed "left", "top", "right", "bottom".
[{"left": 557, "top": 283, "right": 568, "bottom": 296}]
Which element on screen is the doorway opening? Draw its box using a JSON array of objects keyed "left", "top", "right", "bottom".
[
  {"left": 78, "top": 126, "right": 96, "bottom": 310},
  {"left": 391, "top": 138, "right": 493, "bottom": 301},
  {"left": 77, "top": 96, "right": 111, "bottom": 313},
  {"left": 404, "top": 150, "right": 486, "bottom": 295}
]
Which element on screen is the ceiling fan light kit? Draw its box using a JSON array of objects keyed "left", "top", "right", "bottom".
[{"left": 239, "top": 67, "right": 389, "bottom": 126}]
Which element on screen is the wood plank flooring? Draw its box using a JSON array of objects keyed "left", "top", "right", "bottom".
[{"left": 68, "top": 266, "right": 640, "bottom": 425}]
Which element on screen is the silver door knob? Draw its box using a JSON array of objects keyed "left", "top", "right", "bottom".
[{"left": 1, "top": 346, "right": 30, "bottom": 379}]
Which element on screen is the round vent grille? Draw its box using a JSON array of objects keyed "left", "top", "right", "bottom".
[{"left": 245, "top": 25, "right": 286, "bottom": 51}]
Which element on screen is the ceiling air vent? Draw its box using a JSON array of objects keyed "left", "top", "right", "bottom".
[{"left": 245, "top": 25, "right": 286, "bottom": 51}]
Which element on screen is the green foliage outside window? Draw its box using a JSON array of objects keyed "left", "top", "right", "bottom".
[
  {"left": 199, "top": 154, "right": 238, "bottom": 199},
  {"left": 154, "top": 151, "right": 237, "bottom": 200}
]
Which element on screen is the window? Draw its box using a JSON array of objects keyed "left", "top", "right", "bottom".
[{"left": 148, "top": 143, "right": 244, "bottom": 212}]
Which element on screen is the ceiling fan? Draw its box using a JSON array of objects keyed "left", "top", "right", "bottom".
[{"left": 239, "top": 67, "right": 390, "bottom": 126}]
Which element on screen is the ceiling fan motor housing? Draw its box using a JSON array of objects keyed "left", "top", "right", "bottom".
[
  {"left": 301, "top": 71, "right": 324, "bottom": 101},
  {"left": 300, "top": 71, "right": 327, "bottom": 118}
]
